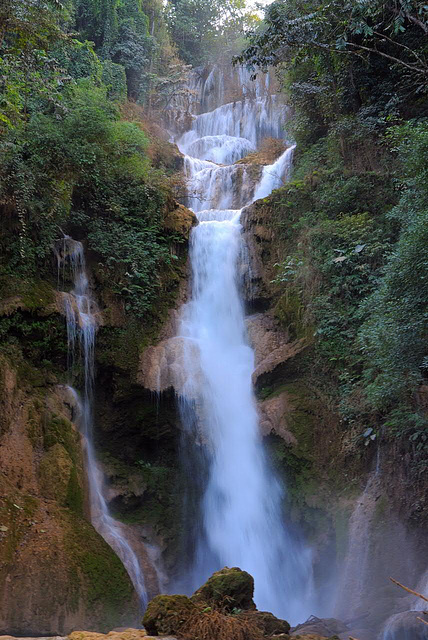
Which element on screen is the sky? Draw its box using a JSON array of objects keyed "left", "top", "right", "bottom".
[{"left": 248, "top": 0, "right": 273, "bottom": 17}]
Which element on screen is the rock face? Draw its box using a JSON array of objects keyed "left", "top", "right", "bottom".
[
  {"left": 258, "top": 392, "right": 298, "bottom": 445},
  {"left": 138, "top": 336, "right": 202, "bottom": 395},
  {"left": 246, "top": 313, "right": 306, "bottom": 384},
  {"left": 0, "top": 355, "right": 139, "bottom": 635}
]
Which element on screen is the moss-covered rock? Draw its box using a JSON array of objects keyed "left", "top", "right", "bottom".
[
  {"left": 39, "top": 443, "right": 73, "bottom": 502},
  {"left": 239, "top": 610, "right": 291, "bottom": 636},
  {"left": 191, "top": 566, "right": 256, "bottom": 611},
  {"left": 142, "top": 594, "right": 197, "bottom": 635}
]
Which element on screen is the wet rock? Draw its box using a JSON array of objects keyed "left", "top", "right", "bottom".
[
  {"left": 381, "top": 610, "right": 428, "bottom": 640},
  {"left": 291, "top": 617, "right": 348, "bottom": 638},
  {"left": 191, "top": 566, "right": 256, "bottom": 611},
  {"left": 142, "top": 594, "right": 197, "bottom": 636}
]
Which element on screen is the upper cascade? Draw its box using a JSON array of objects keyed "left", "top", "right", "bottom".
[{"left": 174, "top": 64, "right": 293, "bottom": 214}]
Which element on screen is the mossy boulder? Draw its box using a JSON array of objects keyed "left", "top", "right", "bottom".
[
  {"left": 191, "top": 566, "right": 256, "bottom": 611},
  {"left": 239, "top": 610, "right": 291, "bottom": 636},
  {"left": 142, "top": 594, "right": 197, "bottom": 635}
]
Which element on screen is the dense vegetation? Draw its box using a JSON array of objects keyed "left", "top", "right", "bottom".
[
  {"left": 238, "top": 0, "right": 428, "bottom": 478},
  {"left": 0, "top": 0, "right": 187, "bottom": 322}
]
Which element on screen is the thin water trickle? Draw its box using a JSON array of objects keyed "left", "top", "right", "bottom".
[
  {"left": 56, "top": 237, "right": 148, "bottom": 608},
  {"left": 174, "top": 70, "right": 315, "bottom": 623}
]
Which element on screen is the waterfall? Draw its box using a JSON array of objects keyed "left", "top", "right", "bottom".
[
  {"left": 334, "top": 473, "right": 381, "bottom": 620},
  {"left": 174, "top": 69, "right": 315, "bottom": 624},
  {"left": 253, "top": 145, "right": 296, "bottom": 201},
  {"left": 56, "top": 237, "right": 148, "bottom": 608}
]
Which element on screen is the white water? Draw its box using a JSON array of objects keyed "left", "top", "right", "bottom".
[
  {"left": 175, "top": 70, "right": 315, "bottom": 623},
  {"left": 253, "top": 145, "right": 296, "bottom": 201},
  {"left": 56, "top": 238, "right": 148, "bottom": 608}
]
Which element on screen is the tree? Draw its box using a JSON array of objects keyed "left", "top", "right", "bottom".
[{"left": 236, "top": 0, "right": 428, "bottom": 93}]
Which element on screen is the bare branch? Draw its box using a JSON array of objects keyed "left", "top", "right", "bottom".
[
  {"left": 390, "top": 577, "right": 428, "bottom": 603},
  {"left": 405, "top": 12, "right": 428, "bottom": 35},
  {"left": 344, "top": 42, "right": 428, "bottom": 76}
]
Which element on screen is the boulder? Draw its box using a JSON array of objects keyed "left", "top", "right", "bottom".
[
  {"left": 239, "top": 610, "right": 291, "bottom": 636},
  {"left": 163, "top": 204, "right": 198, "bottom": 239},
  {"left": 191, "top": 566, "right": 256, "bottom": 611},
  {"left": 142, "top": 594, "right": 197, "bottom": 636},
  {"left": 291, "top": 616, "right": 348, "bottom": 638}
]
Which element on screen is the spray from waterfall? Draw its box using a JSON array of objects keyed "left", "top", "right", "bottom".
[
  {"left": 174, "top": 69, "right": 315, "bottom": 624},
  {"left": 56, "top": 237, "right": 148, "bottom": 608}
]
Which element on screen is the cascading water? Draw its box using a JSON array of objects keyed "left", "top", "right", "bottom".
[
  {"left": 56, "top": 237, "right": 148, "bottom": 608},
  {"left": 174, "top": 69, "right": 315, "bottom": 623}
]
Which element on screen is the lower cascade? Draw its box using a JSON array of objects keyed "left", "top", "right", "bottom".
[
  {"left": 173, "top": 79, "right": 314, "bottom": 623},
  {"left": 56, "top": 237, "right": 149, "bottom": 608}
]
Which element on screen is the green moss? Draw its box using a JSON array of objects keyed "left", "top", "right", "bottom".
[
  {"left": 63, "top": 511, "right": 135, "bottom": 619},
  {"left": 192, "top": 567, "right": 255, "bottom": 611},
  {"left": 43, "top": 415, "right": 80, "bottom": 463},
  {"left": 39, "top": 443, "right": 73, "bottom": 502},
  {"left": 0, "top": 277, "right": 55, "bottom": 313},
  {"left": 96, "top": 258, "right": 188, "bottom": 377},
  {"left": 17, "top": 359, "right": 47, "bottom": 387},
  {"left": 26, "top": 399, "right": 44, "bottom": 445},
  {"left": 21, "top": 280, "right": 55, "bottom": 311},
  {"left": 64, "top": 465, "right": 84, "bottom": 515},
  {"left": 143, "top": 594, "right": 197, "bottom": 636},
  {"left": 281, "top": 382, "right": 317, "bottom": 461}
]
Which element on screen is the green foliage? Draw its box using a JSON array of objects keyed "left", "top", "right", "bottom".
[
  {"left": 358, "top": 120, "right": 428, "bottom": 408},
  {"left": 75, "top": 0, "right": 156, "bottom": 100},
  {"left": 238, "top": 0, "right": 428, "bottom": 94}
]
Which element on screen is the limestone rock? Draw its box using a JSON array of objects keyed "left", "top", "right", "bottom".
[
  {"left": 191, "top": 566, "right": 256, "bottom": 611},
  {"left": 142, "top": 594, "right": 197, "bottom": 636},
  {"left": 258, "top": 392, "right": 297, "bottom": 445},
  {"left": 138, "top": 335, "right": 202, "bottom": 395},
  {"left": 246, "top": 313, "right": 305, "bottom": 383},
  {"left": 163, "top": 203, "right": 198, "bottom": 238},
  {"left": 241, "top": 202, "right": 275, "bottom": 303}
]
